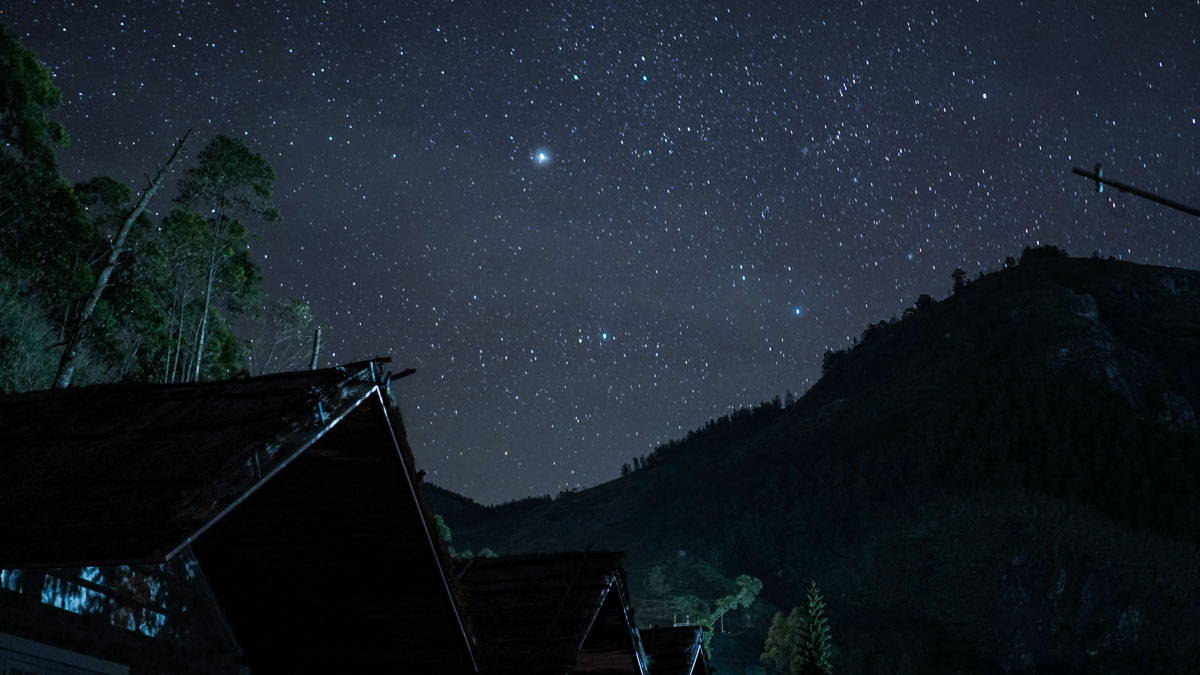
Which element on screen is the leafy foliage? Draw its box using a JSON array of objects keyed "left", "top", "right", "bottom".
[
  {"left": 0, "top": 24, "right": 67, "bottom": 165},
  {"left": 673, "top": 573, "right": 762, "bottom": 656},
  {"left": 793, "top": 581, "right": 833, "bottom": 675},
  {"left": 760, "top": 582, "right": 834, "bottom": 675},
  {"left": 0, "top": 31, "right": 314, "bottom": 391},
  {"left": 0, "top": 26, "right": 93, "bottom": 310},
  {"left": 175, "top": 135, "right": 280, "bottom": 223},
  {"left": 0, "top": 280, "right": 58, "bottom": 392},
  {"left": 761, "top": 607, "right": 802, "bottom": 673},
  {"left": 433, "top": 513, "right": 496, "bottom": 560},
  {"left": 172, "top": 134, "right": 279, "bottom": 381}
]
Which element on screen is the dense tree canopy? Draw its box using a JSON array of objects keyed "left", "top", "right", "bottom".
[{"left": 0, "top": 26, "right": 316, "bottom": 392}]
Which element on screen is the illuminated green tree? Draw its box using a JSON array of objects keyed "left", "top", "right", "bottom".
[
  {"left": 674, "top": 573, "right": 762, "bottom": 656},
  {"left": 761, "top": 607, "right": 802, "bottom": 673},
  {"left": 792, "top": 581, "right": 834, "bottom": 675}
]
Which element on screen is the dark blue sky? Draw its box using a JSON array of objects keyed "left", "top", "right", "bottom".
[{"left": 9, "top": 1, "right": 1199, "bottom": 502}]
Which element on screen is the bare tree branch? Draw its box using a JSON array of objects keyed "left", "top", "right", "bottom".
[{"left": 52, "top": 129, "right": 192, "bottom": 389}]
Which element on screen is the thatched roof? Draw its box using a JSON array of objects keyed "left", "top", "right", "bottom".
[
  {"left": 456, "top": 551, "right": 647, "bottom": 673},
  {"left": 0, "top": 359, "right": 477, "bottom": 672},
  {"left": 640, "top": 625, "right": 708, "bottom": 675}
]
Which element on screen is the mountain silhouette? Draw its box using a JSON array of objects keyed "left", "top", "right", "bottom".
[{"left": 427, "top": 248, "right": 1200, "bottom": 673}]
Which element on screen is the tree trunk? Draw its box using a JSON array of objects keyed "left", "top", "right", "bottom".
[
  {"left": 52, "top": 130, "right": 191, "bottom": 389},
  {"left": 169, "top": 299, "right": 181, "bottom": 382},
  {"left": 309, "top": 326, "right": 322, "bottom": 370},
  {"left": 169, "top": 283, "right": 187, "bottom": 383},
  {"left": 191, "top": 242, "right": 219, "bottom": 381},
  {"left": 163, "top": 340, "right": 173, "bottom": 384}
]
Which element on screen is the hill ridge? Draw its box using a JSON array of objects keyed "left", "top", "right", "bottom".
[{"left": 426, "top": 250, "right": 1200, "bottom": 672}]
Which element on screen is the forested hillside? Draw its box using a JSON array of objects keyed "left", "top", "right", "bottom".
[
  {"left": 431, "top": 249, "right": 1200, "bottom": 673},
  {"left": 0, "top": 26, "right": 316, "bottom": 392}
]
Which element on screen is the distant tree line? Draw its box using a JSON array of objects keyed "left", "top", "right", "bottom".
[
  {"left": 820, "top": 244, "right": 1074, "bottom": 377},
  {"left": 762, "top": 581, "right": 834, "bottom": 675},
  {"left": 0, "top": 25, "right": 319, "bottom": 393},
  {"left": 620, "top": 392, "right": 796, "bottom": 476}
]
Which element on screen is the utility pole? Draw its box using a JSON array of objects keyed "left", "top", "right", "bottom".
[{"left": 1072, "top": 163, "right": 1200, "bottom": 219}]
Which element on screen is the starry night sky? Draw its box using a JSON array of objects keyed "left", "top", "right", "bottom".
[{"left": 8, "top": 1, "right": 1199, "bottom": 502}]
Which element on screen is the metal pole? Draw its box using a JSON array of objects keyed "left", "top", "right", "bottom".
[{"left": 1072, "top": 164, "right": 1200, "bottom": 219}]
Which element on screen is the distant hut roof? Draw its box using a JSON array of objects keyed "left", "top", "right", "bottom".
[
  {"left": 0, "top": 359, "right": 477, "bottom": 672},
  {"left": 640, "top": 625, "right": 708, "bottom": 675},
  {"left": 456, "top": 550, "right": 647, "bottom": 674}
]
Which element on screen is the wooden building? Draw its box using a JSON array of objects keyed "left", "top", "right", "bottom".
[
  {"left": 639, "top": 626, "right": 710, "bottom": 675},
  {"left": 0, "top": 359, "right": 476, "bottom": 674},
  {"left": 455, "top": 551, "right": 648, "bottom": 674}
]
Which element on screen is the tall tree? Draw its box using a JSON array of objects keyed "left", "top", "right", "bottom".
[
  {"left": 0, "top": 22, "right": 93, "bottom": 302},
  {"left": 951, "top": 268, "right": 968, "bottom": 293},
  {"left": 762, "top": 582, "right": 835, "bottom": 675},
  {"left": 106, "top": 207, "right": 209, "bottom": 383},
  {"left": 52, "top": 130, "right": 191, "bottom": 388},
  {"left": 0, "top": 24, "right": 66, "bottom": 164},
  {"left": 0, "top": 23, "right": 72, "bottom": 261},
  {"left": 761, "top": 608, "right": 802, "bottom": 674},
  {"left": 174, "top": 135, "right": 279, "bottom": 381},
  {"left": 673, "top": 573, "right": 762, "bottom": 656},
  {"left": 792, "top": 581, "right": 834, "bottom": 675},
  {"left": 0, "top": 24, "right": 93, "bottom": 387}
]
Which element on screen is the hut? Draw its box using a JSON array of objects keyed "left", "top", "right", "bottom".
[
  {"left": 639, "top": 625, "right": 710, "bottom": 675},
  {"left": 455, "top": 551, "right": 648, "bottom": 673},
  {"left": 0, "top": 359, "right": 476, "bottom": 673}
]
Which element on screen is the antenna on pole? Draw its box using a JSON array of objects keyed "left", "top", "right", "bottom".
[{"left": 1072, "top": 163, "right": 1200, "bottom": 219}]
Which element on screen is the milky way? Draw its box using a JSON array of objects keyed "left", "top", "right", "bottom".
[{"left": 9, "top": 1, "right": 1199, "bottom": 502}]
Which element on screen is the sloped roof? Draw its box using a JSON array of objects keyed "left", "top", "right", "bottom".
[
  {"left": 456, "top": 551, "right": 645, "bottom": 673},
  {"left": 0, "top": 359, "right": 478, "bottom": 672},
  {"left": 640, "top": 626, "right": 707, "bottom": 675},
  {"left": 0, "top": 360, "right": 392, "bottom": 567}
]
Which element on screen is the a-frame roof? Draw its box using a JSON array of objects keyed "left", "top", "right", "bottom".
[
  {"left": 0, "top": 360, "right": 394, "bottom": 567},
  {"left": 0, "top": 360, "right": 477, "bottom": 672},
  {"left": 455, "top": 551, "right": 647, "bottom": 674}
]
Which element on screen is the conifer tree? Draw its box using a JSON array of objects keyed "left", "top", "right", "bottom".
[
  {"left": 951, "top": 268, "right": 967, "bottom": 293},
  {"left": 792, "top": 581, "right": 834, "bottom": 675}
]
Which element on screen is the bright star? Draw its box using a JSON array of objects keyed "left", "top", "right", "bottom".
[{"left": 533, "top": 147, "right": 553, "bottom": 166}]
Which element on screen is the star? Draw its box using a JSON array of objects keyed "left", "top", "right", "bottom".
[{"left": 8, "top": 0, "right": 1197, "bottom": 504}]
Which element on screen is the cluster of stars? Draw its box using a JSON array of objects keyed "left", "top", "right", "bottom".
[{"left": 9, "top": 1, "right": 1199, "bottom": 502}]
